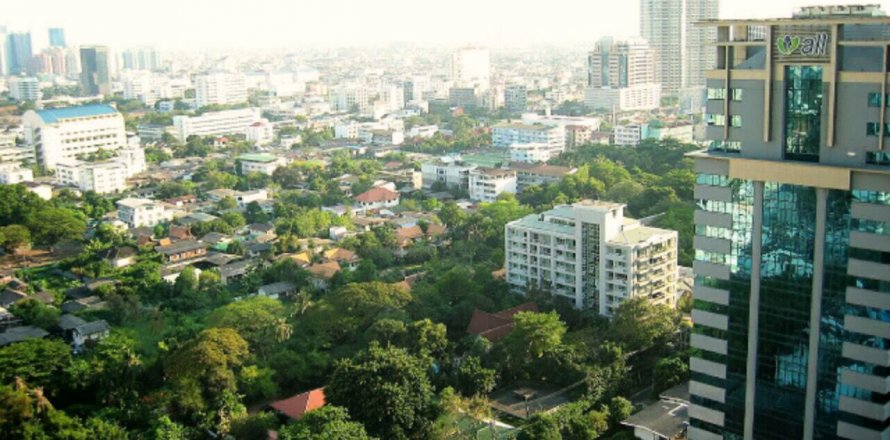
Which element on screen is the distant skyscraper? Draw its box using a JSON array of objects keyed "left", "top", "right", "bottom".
[
  {"left": 690, "top": 5, "right": 890, "bottom": 440},
  {"left": 80, "top": 46, "right": 111, "bottom": 96},
  {"left": 640, "top": 0, "right": 718, "bottom": 96},
  {"left": 121, "top": 47, "right": 161, "bottom": 71},
  {"left": 194, "top": 73, "right": 248, "bottom": 108},
  {"left": 48, "top": 28, "right": 66, "bottom": 47},
  {"left": 5, "top": 32, "right": 33, "bottom": 75},
  {"left": 585, "top": 37, "right": 661, "bottom": 111},
  {"left": 505, "top": 85, "right": 528, "bottom": 114},
  {"left": 451, "top": 47, "right": 490, "bottom": 88},
  {"left": 0, "top": 25, "right": 7, "bottom": 75}
]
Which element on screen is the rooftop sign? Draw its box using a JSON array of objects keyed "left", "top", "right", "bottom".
[{"left": 774, "top": 29, "right": 831, "bottom": 62}]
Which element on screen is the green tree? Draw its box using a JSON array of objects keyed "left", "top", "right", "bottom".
[
  {"left": 518, "top": 414, "right": 561, "bottom": 440},
  {"left": 28, "top": 207, "right": 86, "bottom": 247},
  {"left": 67, "top": 334, "right": 142, "bottom": 406},
  {"left": 0, "top": 224, "right": 30, "bottom": 253},
  {"left": 653, "top": 356, "right": 689, "bottom": 394},
  {"left": 215, "top": 195, "right": 238, "bottom": 211},
  {"left": 8, "top": 299, "right": 60, "bottom": 330},
  {"left": 221, "top": 211, "right": 246, "bottom": 228},
  {"left": 279, "top": 406, "right": 374, "bottom": 440},
  {"left": 207, "top": 297, "right": 289, "bottom": 358},
  {"left": 454, "top": 356, "right": 497, "bottom": 397},
  {"left": 505, "top": 311, "right": 567, "bottom": 360},
  {"left": 610, "top": 297, "right": 678, "bottom": 352},
  {"left": 608, "top": 396, "right": 634, "bottom": 426},
  {"left": 327, "top": 344, "right": 436, "bottom": 440},
  {"left": 0, "top": 339, "right": 71, "bottom": 393},
  {"left": 0, "top": 184, "right": 46, "bottom": 227}
]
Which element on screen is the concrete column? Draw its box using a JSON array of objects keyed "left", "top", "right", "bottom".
[
  {"left": 803, "top": 188, "right": 828, "bottom": 440},
  {"left": 744, "top": 181, "right": 765, "bottom": 440}
]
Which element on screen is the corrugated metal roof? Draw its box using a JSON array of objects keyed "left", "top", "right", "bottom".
[{"left": 36, "top": 104, "right": 119, "bottom": 123}]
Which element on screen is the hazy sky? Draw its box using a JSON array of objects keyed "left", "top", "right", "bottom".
[{"left": 5, "top": 0, "right": 890, "bottom": 50}]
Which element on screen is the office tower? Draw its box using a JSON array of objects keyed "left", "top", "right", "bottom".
[
  {"left": 0, "top": 25, "right": 6, "bottom": 75},
  {"left": 22, "top": 104, "right": 126, "bottom": 169},
  {"left": 194, "top": 73, "right": 248, "bottom": 108},
  {"left": 79, "top": 46, "right": 111, "bottom": 96},
  {"left": 505, "top": 201, "right": 677, "bottom": 314},
  {"left": 48, "top": 28, "right": 66, "bottom": 47},
  {"left": 5, "top": 32, "right": 33, "bottom": 75},
  {"left": 585, "top": 37, "right": 661, "bottom": 111},
  {"left": 8, "top": 77, "right": 40, "bottom": 101},
  {"left": 640, "top": 0, "right": 718, "bottom": 97},
  {"left": 690, "top": 5, "right": 890, "bottom": 440},
  {"left": 121, "top": 47, "right": 161, "bottom": 71},
  {"left": 451, "top": 47, "right": 490, "bottom": 88},
  {"left": 505, "top": 85, "right": 528, "bottom": 114}
]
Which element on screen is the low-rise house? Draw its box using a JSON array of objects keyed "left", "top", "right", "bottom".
[
  {"left": 155, "top": 240, "right": 207, "bottom": 263},
  {"left": 104, "top": 246, "right": 137, "bottom": 268},
  {"left": 353, "top": 187, "right": 400, "bottom": 211},
  {"left": 308, "top": 261, "right": 341, "bottom": 291},
  {"left": 258, "top": 281, "right": 298, "bottom": 299},
  {"left": 117, "top": 197, "right": 173, "bottom": 228},
  {"left": 394, "top": 224, "right": 448, "bottom": 257},
  {"left": 281, "top": 251, "right": 313, "bottom": 268},
  {"left": 467, "top": 303, "right": 539, "bottom": 342},
  {"left": 322, "top": 248, "right": 359, "bottom": 271},
  {"left": 71, "top": 320, "right": 110, "bottom": 348},
  {"left": 160, "top": 265, "right": 203, "bottom": 284},
  {"left": 0, "top": 326, "right": 49, "bottom": 347},
  {"left": 269, "top": 388, "right": 326, "bottom": 421},
  {"left": 218, "top": 260, "right": 253, "bottom": 285},
  {"left": 620, "top": 382, "right": 689, "bottom": 440},
  {"left": 238, "top": 153, "right": 287, "bottom": 175},
  {"left": 200, "top": 232, "right": 234, "bottom": 251},
  {"left": 164, "top": 195, "right": 198, "bottom": 208},
  {"left": 61, "top": 295, "right": 108, "bottom": 313},
  {"left": 509, "top": 162, "right": 578, "bottom": 192}
]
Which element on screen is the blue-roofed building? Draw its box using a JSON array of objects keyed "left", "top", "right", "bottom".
[{"left": 23, "top": 104, "right": 125, "bottom": 170}]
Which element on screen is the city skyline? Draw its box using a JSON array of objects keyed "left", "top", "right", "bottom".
[{"left": 5, "top": 0, "right": 890, "bottom": 50}]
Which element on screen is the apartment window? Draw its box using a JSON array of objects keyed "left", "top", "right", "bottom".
[
  {"left": 865, "top": 122, "right": 890, "bottom": 136},
  {"left": 730, "top": 115, "right": 742, "bottom": 127},
  {"left": 868, "top": 92, "right": 883, "bottom": 107},
  {"left": 784, "top": 65, "right": 823, "bottom": 162},
  {"left": 706, "top": 113, "right": 726, "bottom": 126},
  {"left": 707, "top": 88, "right": 726, "bottom": 100},
  {"left": 867, "top": 151, "right": 890, "bottom": 166},
  {"left": 731, "top": 89, "right": 743, "bottom": 101}
]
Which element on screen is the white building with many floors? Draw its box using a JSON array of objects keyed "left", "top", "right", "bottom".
[
  {"left": 22, "top": 104, "right": 126, "bottom": 170},
  {"left": 172, "top": 108, "right": 261, "bottom": 141},
  {"left": 468, "top": 167, "right": 517, "bottom": 203},
  {"left": 116, "top": 198, "right": 173, "bottom": 228}
]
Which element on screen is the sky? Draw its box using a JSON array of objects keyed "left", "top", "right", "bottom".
[{"left": 4, "top": 0, "right": 890, "bottom": 51}]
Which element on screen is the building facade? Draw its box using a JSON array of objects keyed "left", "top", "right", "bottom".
[
  {"left": 640, "top": 0, "right": 684, "bottom": 96},
  {"left": 421, "top": 159, "right": 476, "bottom": 190},
  {"left": 48, "top": 28, "right": 65, "bottom": 47},
  {"left": 172, "top": 108, "right": 261, "bottom": 141},
  {"left": 194, "top": 73, "right": 247, "bottom": 108},
  {"left": 22, "top": 104, "right": 126, "bottom": 170},
  {"left": 506, "top": 201, "right": 677, "bottom": 315},
  {"left": 116, "top": 198, "right": 173, "bottom": 228},
  {"left": 690, "top": 6, "right": 890, "bottom": 440},
  {"left": 55, "top": 160, "right": 128, "bottom": 194},
  {"left": 8, "top": 77, "right": 39, "bottom": 101},
  {"left": 505, "top": 85, "right": 528, "bottom": 114},
  {"left": 468, "top": 167, "right": 517, "bottom": 203},
  {"left": 492, "top": 122, "right": 566, "bottom": 152},
  {"left": 238, "top": 154, "right": 286, "bottom": 175},
  {"left": 586, "top": 37, "right": 661, "bottom": 111},
  {"left": 5, "top": 32, "right": 32, "bottom": 76},
  {"left": 79, "top": 46, "right": 111, "bottom": 96}
]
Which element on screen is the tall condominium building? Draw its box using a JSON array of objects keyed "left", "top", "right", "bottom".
[
  {"left": 585, "top": 37, "right": 661, "bottom": 111},
  {"left": 640, "top": 0, "right": 719, "bottom": 96},
  {"left": 172, "top": 108, "right": 261, "bottom": 141},
  {"left": 0, "top": 25, "right": 6, "bottom": 75},
  {"left": 640, "top": 0, "right": 683, "bottom": 96},
  {"left": 492, "top": 122, "right": 566, "bottom": 152},
  {"left": 120, "top": 47, "right": 161, "bottom": 71},
  {"left": 5, "top": 32, "right": 32, "bottom": 75},
  {"left": 689, "top": 5, "right": 890, "bottom": 440},
  {"left": 194, "top": 73, "right": 248, "bottom": 108},
  {"left": 451, "top": 47, "right": 490, "bottom": 88},
  {"left": 505, "top": 85, "right": 528, "bottom": 114},
  {"left": 8, "top": 77, "right": 40, "bottom": 102},
  {"left": 22, "top": 104, "right": 126, "bottom": 170},
  {"left": 328, "top": 84, "right": 370, "bottom": 114},
  {"left": 79, "top": 46, "right": 111, "bottom": 96},
  {"left": 48, "top": 28, "right": 66, "bottom": 47},
  {"left": 505, "top": 201, "right": 677, "bottom": 315}
]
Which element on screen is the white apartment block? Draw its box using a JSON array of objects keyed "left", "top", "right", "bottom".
[
  {"left": 468, "top": 167, "right": 517, "bottom": 203},
  {"left": 614, "top": 124, "right": 646, "bottom": 146},
  {"left": 509, "top": 142, "right": 562, "bottom": 163},
  {"left": 520, "top": 113, "right": 602, "bottom": 132},
  {"left": 172, "top": 108, "right": 261, "bottom": 141},
  {"left": 0, "top": 135, "right": 35, "bottom": 165},
  {"left": 8, "top": 77, "right": 40, "bottom": 101},
  {"left": 492, "top": 123, "right": 566, "bottom": 153},
  {"left": 0, "top": 163, "right": 34, "bottom": 184},
  {"left": 194, "top": 73, "right": 248, "bottom": 108},
  {"left": 116, "top": 197, "right": 173, "bottom": 228},
  {"left": 238, "top": 154, "right": 286, "bottom": 176},
  {"left": 421, "top": 159, "right": 477, "bottom": 189},
  {"left": 22, "top": 104, "right": 126, "bottom": 170},
  {"left": 246, "top": 120, "right": 274, "bottom": 145},
  {"left": 584, "top": 84, "right": 662, "bottom": 112},
  {"left": 56, "top": 160, "right": 129, "bottom": 194},
  {"left": 328, "top": 85, "right": 370, "bottom": 114},
  {"left": 408, "top": 125, "right": 439, "bottom": 139},
  {"left": 505, "top": 200, "right": 677, "bottom": 315}
]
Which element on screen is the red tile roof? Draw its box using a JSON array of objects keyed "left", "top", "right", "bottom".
[
  {"left": 269, "top": 388, "right": 326, "bottom": 420},
  {"left": 466, "top": 302, "right": 539, "bottom": 342},
  {"left": 353, "top": 187, "right": 399, "bottom": 203}
]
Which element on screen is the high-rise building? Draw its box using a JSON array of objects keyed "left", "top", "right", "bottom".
[
  {"left": 48, "top": 28, "right": 66, "bottom": 47},
  {"left": 5, "top": 32, "right": 32, "bottom": 75},
  {"left": 451, "top": 47, "right": 490, "bottom": 88},
  {"left": 194, "top": 73, "right": 248, "bottom": 108},
  {"left": 22, "top": 104, "right": 126, "bottom": 170},
  {"left": 640, "top": 0, "right": 683, "bottom": 96},
  {"left": 640, "top": 0, "right": 719, "bottom": 97},
  {"left": 689, "top": 5, "right": 890, "bottom": 440},
  {"left": 505, "top": 201, "right": 678, "bottom": 314},
  {"left": 121, "top": 47, "right": 161, "bottom": 71},
  {"left": 505, "top": 85, "right": 528, "bottom": 114},
  {"left": 0, "top": 25, "right": 7, "bottom": 75},
  {"left": 79, "top": 46, "right": 111, "bottom": 96},
  {"left": 585, "top": 37, "right": 661, "bottom": 111},
  {"left": 8, "top": 77, "right": 40, "bottom": 101}
]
